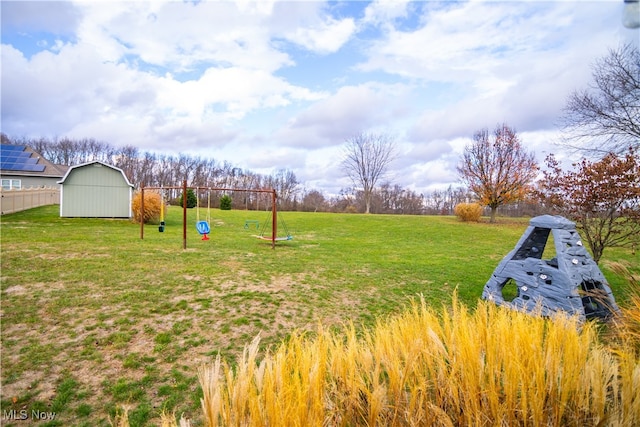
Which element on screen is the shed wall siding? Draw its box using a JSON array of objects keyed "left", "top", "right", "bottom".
[{"left": 61, "top": 163, "right": 132, "bottom": 217}]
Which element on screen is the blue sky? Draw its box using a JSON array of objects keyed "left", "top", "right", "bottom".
[{"left": 1, "top": 0, "right": 638, "bottom": 196}]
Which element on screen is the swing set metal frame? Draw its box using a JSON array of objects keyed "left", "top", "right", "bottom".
[{"left": 140, "top": 180, "right": 281, "bottom": 249}]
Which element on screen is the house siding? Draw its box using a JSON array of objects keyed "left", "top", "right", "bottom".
[
  {"left": 60, "top": 162, "right": 133, "bottom": 218},
  {"left": 2, "top": 174, "right": 61, "bottom": 189}
]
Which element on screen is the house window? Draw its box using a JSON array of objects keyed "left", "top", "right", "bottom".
[{"left": 1, "top": 179, "right": 21, "bottom": 190}]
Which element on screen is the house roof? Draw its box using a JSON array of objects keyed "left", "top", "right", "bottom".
[
  {"left": 0, "top": 144, "right": 68, "bottom": 177},
  {"left": 57, "top": 160, "right": 134, "bottom": 187}
]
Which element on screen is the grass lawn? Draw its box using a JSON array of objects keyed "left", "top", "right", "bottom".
[{"left": 1, "top": 205, "right": 637, "bottom": 426}]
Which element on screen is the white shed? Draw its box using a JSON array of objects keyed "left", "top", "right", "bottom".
[{"left": 58, "top": 161, "right": 134, "bottom": 218}]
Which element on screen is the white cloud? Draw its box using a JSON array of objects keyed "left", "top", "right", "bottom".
[
  {"left": 403, "top": 158, "right": 460, "bottom": 192},
  {"left": 72, "top": 1, "right": 290, "bottom": 72},
  {"left": 362, "top": 0, "right": 412, "bottom": 26},
  {"left": 285, "top": 15, "right": 356, "bottom": 54},
  {"left": 1, "top": 1, "right": 80, "bottom": 34},
  {"left": 1, "top": 1, "right": 330, "bottom": 149},
  {"left": 153, "top": 67, "right": 324, "bottom": 122},
  {"left": 281, "top": 82, "right": 413, "bottom": 147},
  {"left": 1, "top": 41, "right": 131, "bottom": 135},
  {"left": 291, "top": 85, "right": 385, "bottom": 137},
  {"left": 359, "top": 2, "right": 580, "bottom": 81}
]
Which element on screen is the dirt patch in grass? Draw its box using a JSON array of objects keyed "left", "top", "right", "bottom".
[
  {"left": 230, "top": 273, "right": 301, "bottom": 293},
  {"left": 4, "top": 285, "right": 27, "bottom": 295},
  {"left": 35, "top": 252, "right": 112, "bottom": 260},
  {"left": 2, "top": 369, "right": 58, "bottom": 402}
]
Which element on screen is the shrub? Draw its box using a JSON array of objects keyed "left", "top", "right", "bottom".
[
  {"left": 454, "top": 202, "right": 483, "bottom": 222},
  {"left": 131, "top": 191, "right": 162, "bottom": 224},
  {"left": 220, "top": 195, "right": 232, "bottom": 210},
  {"left": 177, "top": 189, "right": 197, "bottom": 209}
]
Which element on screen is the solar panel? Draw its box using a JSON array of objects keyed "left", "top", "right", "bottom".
[
  {"left": 1, "top": 163, "right": 46, "bottom": 172},
  {"left": 2, "top": 153, "right": 32, "bottom": 161},
  {"left": 0, "top": 144, "right": 26, "bottom": 153},
  {"left": 1, "top": 161, "right": 22, "bottom": 168},
  {"left": 2, "top": 157, "right": 40, "bottom": 165},
  {"left": 0, "top": 145, "right": 46, "bottom": 172},
  {"left": 23, "top": 164, "right": 46, "bottom": 172}
]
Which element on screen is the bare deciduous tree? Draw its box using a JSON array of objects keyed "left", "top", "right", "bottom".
[
  {"left": 560, "top": 43, "right": 640, "bottom": 156},
  {"left": 341, "top": 132, "right": 397, "bottom": 214},
  {"left": 375, "top": 183, "right": 424, "bottom": 214},
  {"left": 267, "top": 169, "right": 299, "bottom": 210},
  {"left": 457, "top": 124, "right": 538, "bottom": 223},
  {"left": 301, "top": 189, "right": 327, "bottom": 212}
]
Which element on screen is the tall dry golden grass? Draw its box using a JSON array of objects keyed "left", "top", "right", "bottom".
[
  {"left": 114, "top": 292, "right": 639, "bottom": 426},
  {"left": 619, "top": 293, "right": 640, "bottom": 353},
  {"left": 196, "top": 295, "right": 639, "bottom": 427},
  {"left": 605, "top": 261, "right": 640, "bottom": 354},
  {"left": 131, "top": 191, "right": 163, "bottom": 224}
]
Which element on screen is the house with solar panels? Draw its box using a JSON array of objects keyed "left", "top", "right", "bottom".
[
  {"left": 1, "top": 144, "right": 67, "bottom": 190},
  {"left": 58, "top": 161, "right": 134, "bottom": 218}
]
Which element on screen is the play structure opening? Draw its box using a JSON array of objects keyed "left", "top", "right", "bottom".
[{"left": 482, "top": 215, "right": 619, "bottom": 322}]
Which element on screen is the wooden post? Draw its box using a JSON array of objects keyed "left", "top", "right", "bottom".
[
  {"left": 140, "top": 184, "right": 145, "bottom": 240},
  {"left": 183, "top": 180, "right": 187, "bottom": 250}
]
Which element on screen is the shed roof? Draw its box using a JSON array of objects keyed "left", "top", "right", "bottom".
[{"left": 57, "top": 161, "right": 134, "bottom": 187}]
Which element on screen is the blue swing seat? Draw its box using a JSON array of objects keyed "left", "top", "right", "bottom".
[{"left": 196, "top": 221, "right": 210, "bottom": 235}]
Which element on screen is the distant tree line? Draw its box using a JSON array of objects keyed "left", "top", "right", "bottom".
[{"left": 2, "top": 133, "right": 471, "bottom": 215}]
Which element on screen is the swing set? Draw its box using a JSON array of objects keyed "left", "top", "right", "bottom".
[{"left": 139, "top": 180, "right": 290, "bottom": 249}]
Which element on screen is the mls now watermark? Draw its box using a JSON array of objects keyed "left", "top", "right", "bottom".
[{"left": 2, "top": 409, "right": 57, "bottom": 421}]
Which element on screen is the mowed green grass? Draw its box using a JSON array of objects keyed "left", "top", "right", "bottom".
[{"left": 1, "top": 205, "right": 637, "bottom": 426}]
